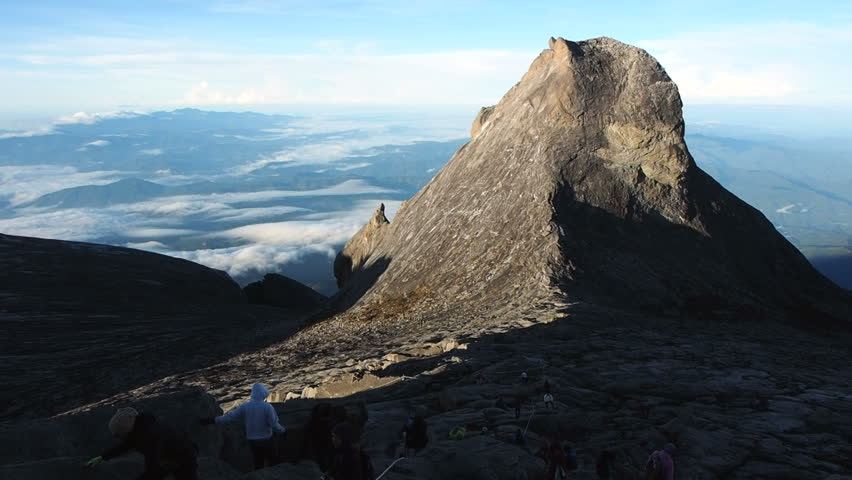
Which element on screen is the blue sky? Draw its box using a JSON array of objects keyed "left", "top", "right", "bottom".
[{"left": 1, "top": 0, "right": 852, "bottom": 119}]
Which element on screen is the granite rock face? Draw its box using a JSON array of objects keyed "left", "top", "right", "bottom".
[
  {"left": 335, "top": 37, "right": 849, "bottom": 323},
  {"left": 334, "top": 203, "right": 390, "bottom": 289}
]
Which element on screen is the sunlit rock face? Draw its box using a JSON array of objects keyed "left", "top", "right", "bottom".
[{"left": 336, "top": 37, "right": 848, "bottom": 324}]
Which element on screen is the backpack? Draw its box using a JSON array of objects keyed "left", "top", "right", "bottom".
[
  {"left": 562, "top": 443, "right": 578, "bottom": 471},
  {"left": 360, "top": 448, "right": 375, "bottom": 480},
  {"left": 645, "top": 452, "right": 663, "bottom": 480},
  {"left": 406, "top": 416, "right": 429, "bottom": 450}
]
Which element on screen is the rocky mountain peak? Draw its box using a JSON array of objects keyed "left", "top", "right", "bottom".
[{"left": 334, "top": 36, "right": 849, "bottom": 324}]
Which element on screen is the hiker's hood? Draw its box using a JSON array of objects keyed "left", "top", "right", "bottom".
[
  {"left": 251, "top": 383, "right": 269, "bottom": 401},
  {"left": 332, "top": 422, "right": 358, "bottom": 449}
]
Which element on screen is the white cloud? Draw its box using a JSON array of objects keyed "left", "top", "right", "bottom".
[
  {"left": 56, "top": 111, "right": 140, "bottom": 125},
  {"left": 168, "top": 243, "right": 336, "bottom": 279},
  {"left": 103, "top": 181, "right": 391, "bottom": 227},
  {"left": 192, "top": 200, "right": 399, "bottom": 271},
  {"left": 109, "top": 197, "right": 309, "bottom": 222},
  {"left": 76, "top": 139, "right": 111, "bottom": 151},
  {"left": 126, "top": 240, "right": 169, "bottom": 250},
  {"left": 638, "top": 23, "right": 852, "bottom": 105},
  {"left": 0, "top": 126, "right": 54, "bottom": 139},
  {"left": 234, "top": 143, "right": 368, "bottom": 173},
  {"left": 123, "top": 227, "right": 200, "bottom": 238},
  {"left": 207, "top": 199, "right": 397, "bottom": 245},
  {"left": 117, "top": 180, "right": 395, "bottom": 211},
  {"left": 0, "top": 188, "right": 401, "bottom": 287},
  {"left": 120, "top": 200, "right": 403, "bottom": 281},
  {"left": 212, "top": 219, "right": 362, "bottom": 247},
  {"left": 210, "top": 205, "right": 309, "bottom": 222},
  {"left": 183, "top": 80, "right": 262, "bottom": 105},
  {"left": 139, "top": 148, "right": 163, "bottom": 155},
  {"left": 231, "top": 117, "right": 466, "bottom": 173},
  {"left": 111, "top": 199, "right": 229, "bottom": 217},
  {"left": 5, "top": 46, "right": 534, "bottom": 109},
  {"left": 0, "top": 165, "right": 123, "bottom": 206},
  {"left": 334, "top": 162, "right": 371, "bottom": 171},
  {"left": 0, "top": 111, "right": 144, "bottom": 139},
  {"left": 0, "top": 208, "right": 127, "bottom": 240}
]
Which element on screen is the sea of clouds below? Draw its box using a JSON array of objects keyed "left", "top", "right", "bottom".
[
  {"left": 0, "top": 176, "right": 403, "bottom": 285},
  {"left": 0, "top": 110, "right": 459, "bottom": 289}
]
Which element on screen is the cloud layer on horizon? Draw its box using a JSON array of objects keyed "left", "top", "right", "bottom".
[{"left": 638, "top": 23, "right": 852, "bottom": 105}]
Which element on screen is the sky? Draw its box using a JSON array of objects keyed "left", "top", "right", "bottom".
[{"left": 1, "top": 0, "right": 852, "bottom": 121}]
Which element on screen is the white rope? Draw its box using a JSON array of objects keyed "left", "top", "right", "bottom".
[
  {"left": 375, "top": 456, "right": 407, "bottom": 480},
  {"left": 523, "top": 403, "right": 536, "bottom": 437}
]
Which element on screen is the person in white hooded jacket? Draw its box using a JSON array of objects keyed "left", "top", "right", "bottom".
[{"left": 201, "top": 383, "right": 286, "bottom": 469}]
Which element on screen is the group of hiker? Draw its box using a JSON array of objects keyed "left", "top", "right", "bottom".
[
  {"left": 83, "top": 378, "right": 677, "bottom": 480},
  {"left": 501, "top": 371, "right": 677, "bottom": 479},
  {"left": 83, "top": 382, "right": 373, "bottom": 480}
]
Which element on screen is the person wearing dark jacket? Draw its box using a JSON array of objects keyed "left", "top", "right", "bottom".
[
  {"left": 596, "top": 450, "right": 616, "bottom": 479},
  {"left": 84, "top": 407, "right": 198, "bottom": 480},
  {"left": 323, "top": 421, "right": 370, "bottom": 480}
]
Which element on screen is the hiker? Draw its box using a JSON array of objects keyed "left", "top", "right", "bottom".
[
  {"left": 200, "top": 383, "right": 286, "bottom": 470},
  {"left": 303, "top": 403, "right": 337, "bottom": 470},
  {"left": 596, "top": 450, "right": 617, "bottom": 479},
  {"left": 544, "top": 393, "right": 555, "bottom": 409},
  {"left": 513, "top": 428, "right": 525, "bottom": 445},
  {"left": 401, "top": 410, "right": 429, "bottom": 457},
  {"left": 538, "top": 438, "right": 577, "bottom": 479},
  {"left": 521, "top": 371, "right": 529, "bottom": 384},
  {"left": 543, "top": 378, "right": 551, "bottom": 394},
  {"left": 323, "top": 421, "right": 373, "bottom": 480},
  {"left": 303, "top": 402, "right": 369, "bottom": 470},
  {"left": 84, "top": 407, "right": 198, "bottom": 479},
  {"left": 540, "top": 438, "right": 565, "bottom": 479},
  {"left": 645, "top": 443, "right": 675, "bottom": 480}
]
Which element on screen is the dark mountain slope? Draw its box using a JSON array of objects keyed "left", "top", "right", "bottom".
[{"left": 0, "top": 233, "right": 322, "bottom": 420}]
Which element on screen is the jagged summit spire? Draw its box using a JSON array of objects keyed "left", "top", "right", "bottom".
[{"left": 334, "top": 36, "right": 848, "bottom": 325}]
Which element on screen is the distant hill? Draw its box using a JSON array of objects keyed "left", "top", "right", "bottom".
[{"left": 26, "top": 178, "right": 168, "bottom": 208}]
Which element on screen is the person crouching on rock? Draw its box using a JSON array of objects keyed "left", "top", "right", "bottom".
[
  {"left": 84, "top": 407, "right": 199, "bottom": 480},
  {"left": 323, "top": 421, "right": 373, "bottom": 480},
  {"left": 200, "top": 383, "right": 286, "bottom": 470},
  {"left": 645, "top": 443, "right": 675, "bottom": 480}
]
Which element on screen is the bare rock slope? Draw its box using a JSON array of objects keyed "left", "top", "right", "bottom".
[
  {"left": 336, "top": 36, "right": 848, "bottom": 323},
  {"left": 0, "top": 233, "right": 311, "bottom": 421}
]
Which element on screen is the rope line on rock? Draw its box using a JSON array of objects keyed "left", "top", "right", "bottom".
[
  {"left": 523, "top": 403, "right": 536, "bottom": 437},
  {"left": 375, "top": 456, "right": 407, "bottom": 480}
]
